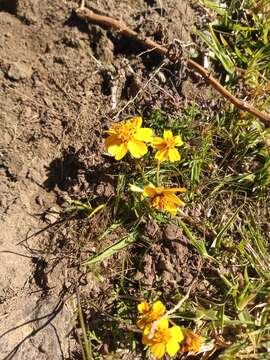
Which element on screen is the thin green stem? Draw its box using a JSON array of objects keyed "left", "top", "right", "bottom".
[
  {"left": 156, "top": 161, "right": 161, "bottom": 185},
  {"left": 76, "top": 287, "right": 93, "bottom": 360}
]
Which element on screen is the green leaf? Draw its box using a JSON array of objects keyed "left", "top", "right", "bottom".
[
  {"left": 199, "top": 0, "right": 227, "bottom": 16},
  {"left": 82, "top": 231, "right": 138, "bottom": 266},
  {"left": 194, "top": 27, "right": 235, "bottom": 76}
]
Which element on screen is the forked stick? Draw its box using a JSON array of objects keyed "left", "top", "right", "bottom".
[
  {"left": 75, "top": 6, "right": 270, "bottom": 126},
  {"left": 147, "top": 278, "right": 195, "bottom": 339}
]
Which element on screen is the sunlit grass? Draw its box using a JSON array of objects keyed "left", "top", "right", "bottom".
[{"left": 197, "top": 0, "right": 270, "bottom": 109}]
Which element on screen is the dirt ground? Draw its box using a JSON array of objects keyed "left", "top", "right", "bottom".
[{"left": 0, "top": 1, "right": 205, "bottom": 359}]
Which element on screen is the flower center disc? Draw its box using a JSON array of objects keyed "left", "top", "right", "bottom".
[
  {"left": 115, "top": 122, "right": 136, "bottom": 142},
  {"left": 166, "top": 138, "right": 176, "bottom": 148},
  {"left": 154, "top": 329, "right": 171, "bottom": 344}
]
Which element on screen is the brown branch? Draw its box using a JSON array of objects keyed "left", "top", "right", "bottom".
[{"left": 75, "top": 7, "right": 270, "bottom": 126}]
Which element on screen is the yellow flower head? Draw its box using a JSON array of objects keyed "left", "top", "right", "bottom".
[
  {"left": 105, "top": 116, "right": 152, "bottom": 160},
  {"left": 143, "top": 318, "right": 184, "bottom": 359},
  {"left": 181, "top": 328, "right": 202, "bottom": 354},
  {"left": 143, "top": 184, "right": 186, "bottom": 216},
  {"left": 152, "top": 130, "right": 183, "bottom": 163},
  {"left": 137, "top": 301, "right": 166, "bottom": 330}
]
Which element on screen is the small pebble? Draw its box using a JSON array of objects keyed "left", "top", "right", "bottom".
[{"left": 6, "top": 62, "right": 32, "bottom": 81}]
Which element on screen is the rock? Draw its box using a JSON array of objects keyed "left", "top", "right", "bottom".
[
  {"left": 6, "top": 62, "right": 32, "bottom": 81},
  {"left": 43, "top": 206, "right": 60, "bottom": 224},
  {"left": 0, "top": 294, "right": 73, "bottom": 360}
]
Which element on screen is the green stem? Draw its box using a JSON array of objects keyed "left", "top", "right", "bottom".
[
  {"left": 156, "top": 161, "right": 160, "bottom": 185},
  {"left": 134, "top": 158, "right": 144, "bottom": 177},
  {"left": 76, "top": 288, "right": 93, "bottom": 360}
]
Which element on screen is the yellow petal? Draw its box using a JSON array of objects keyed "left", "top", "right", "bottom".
[
  {"left": 155, "top": 149, "right": 169, "bottom": 162},
  {"left": 168, "top": 326, "right": 184, "bottom": 342},
  {"left": 165, "top": 193, "right": 185, "bottom": 206},
  {"left": 150, "top": 343, "right": 166, "bottom": 359},
  {"left": 142, "top": 326, "right": 153, "bottom": 344},
  {"left": 143, "top": 324, "right": 151, "bottom": 337},
  {"left": 136, "top": 318, "right": 146, "bottom": 330},
  {"left": 152, "top": 137, "right": 165, "bottom": 148},
  {"left": 163, "top": 130, "right": 173, "bottom": 140},
  {"left": 127, "top": 139, "right": 147, "bottom": 158},
  {"left": 152, "top": 301, "right": 166, "bottom": 316},
  {"left": 179, "top": 199, "right": 185, "bottom": 207},
  {"left": 142, "top": 335, "right": 152, "bottom": 345},
  {"left": 157, "top": 318, "right": 169, "bottom": 330},
  {"left": 131, "top": 116, "right": 142, "bottom": 129},
  {"left": 174, "top": 135, "right": 184, "bottom": 146},
  {"left": 166, "top": 341, "right": 180, "bottom": 357},
  {"left": 143, "top": 184, "right": 157, "bottom": 197},
  {"left": 181, "top": 329, "right": 202, "bottom": 353},
  {"left": 168, "top": 148, "right": 181, "bottom": 162},
  {"left": 164, "top": 203, "right": 178, "bottom": 215},
  {"left": 164, "top": 187, "right": 187, "bottom": 193},
  {"left": 105, "top": 136, "right": 121, "bottom": 154},
  {"left": 107, "top": 144, "right": 120, "bottom": 157},
  {"left": 130, "top": 184, "right": 144, "bottom": 193},
  {"left": 115, "top": 143, "right": 128, "bottom": 160},
  {"left": 138, "top": 302, "right": 150, "bottom": 314},
  {"left": 164, "top": 195, "right": 185, "bottom": 210},
  {"left": 107, "top": 127, "right": 117, "bottom": 135},
  {"left": 134, "top": 128, "right": 153, "bottom": 142}
]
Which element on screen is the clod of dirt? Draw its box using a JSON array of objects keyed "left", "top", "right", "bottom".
[
  {"left": 91, "top": 27, "right": 114, "bottom": 63},
  {"left": 163, "top": 223, "right": 182, "bottom": 240},
  {"left": 134, "top": 253, "right": 155, "bottom": 286},
  {"left": 135, "top": 238, "right": 198, "bottom": 293},
  {"left": 95, "top": 181, "right": 115, "bottom": 199},
  {"left": 170, "top": 239, "right": 189, "bottom": 258},
  {"left": 144, "top": 218, "right": 162, "bottom": 239},
  {"left": 85, "top": 272, "right": 104, "bottom": 297},
  {"left": 6, "top": 62, "right": 32, "bottom": 81}
]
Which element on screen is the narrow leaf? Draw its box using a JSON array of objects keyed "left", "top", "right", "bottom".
[
  {"left": 211, "top": 206, "right": 242, "bottom": 250},
  {"left": 83, "top": 232, "right": 137, "bottom": 266}
]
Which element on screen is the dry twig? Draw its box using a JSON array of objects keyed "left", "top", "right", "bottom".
[
  {"left": 147, "top": 277, "right": 196, "bottom": 339},
  {"left": 75, "top": 6, "right": 270, "bottom": 126}
]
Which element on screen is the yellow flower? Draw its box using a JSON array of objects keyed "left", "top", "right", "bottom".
[
  {"left": 105, "top": 116, "right": 152, "bottom": 160},
  {"left": 143, "top": 318, "right": 184, "bottom": 359},
  {"left": 181, "top": 328, "right": 202, "bottom": 354},
  {"left": 152, "top": 130, "right": 183, "bottom": 162},
  {"left": 137, "top": 301, "right": 166, "bottom": 330},
  {"left": 143, "top": 184, "right": 186, "bottom": 216}
]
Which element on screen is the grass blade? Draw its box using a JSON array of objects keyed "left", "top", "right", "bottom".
[
  {"left": 82, "top": 231, "right": 138, "bottom": 266},
  {"left": 210, "top": 206, "right": 242, "bottom": 251},
  {"left": 76, "top": 287, "right": 93, "bottom": 360},
  {"left": 178, "top": 219, "right": 216, "bottom": 262}
]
